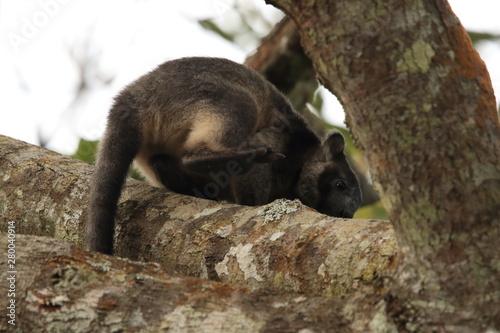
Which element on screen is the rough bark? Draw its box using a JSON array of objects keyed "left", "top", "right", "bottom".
[
  {"left": 0, "top": 135, "right": 396, "bottom": 297},
  {"left": 268, "top": 0, "right": 500, "bottom": 330},
  {"left": 0, "top": 233, "right": 382, "bottom": 332},
  {"left": 2, "top": 0, "right": 499, "bottom": 329}
]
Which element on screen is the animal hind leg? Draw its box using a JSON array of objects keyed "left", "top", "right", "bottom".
[
  {"left": 182, "top": 146, "right": 284, "bottom": 176},
  {"left": 150, "top": 154, "right": 209, "bottom": 198},
  {"left": 181, "top": 94, "right": 284, "bottom": 177}
]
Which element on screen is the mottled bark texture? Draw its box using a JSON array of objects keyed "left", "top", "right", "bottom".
[
  {"left": 0, "top": 234, "right": 375, "bottom": 333},
  {"left": 0, "top": 135, "right": 396, "bottom": 298},
  {"left": 1, "top": 0, "right": 499, "bottom": 329},
  {"left": 269, "top": 0, "right": 500, "bottom": 330}
]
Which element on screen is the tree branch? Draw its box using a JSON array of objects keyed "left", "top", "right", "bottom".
[
  {"left": 0, "top": 233, "right": 384, "bottom": 332},
  {"left": 0, "top": 135, "right": 396, "bottom": 297}
]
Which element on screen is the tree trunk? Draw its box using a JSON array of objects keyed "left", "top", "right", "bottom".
[
  {"left": 269, "top": 0, "right": 500, "bottom": 330},
  {"left": 0, "top": 135, "right": 396, "bottom": 297}
]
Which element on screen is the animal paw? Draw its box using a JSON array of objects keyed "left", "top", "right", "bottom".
[{"left": 252, "top": 147, "right": 286, "bottom": 163}]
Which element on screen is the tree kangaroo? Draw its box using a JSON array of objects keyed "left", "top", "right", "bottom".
[{"left": 86, "top": 57, "right": 362, "bottom": 254}]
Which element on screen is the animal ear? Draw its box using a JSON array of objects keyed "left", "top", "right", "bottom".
[{"left": 324, "top": 131, "right": 345, "bottom": 156}]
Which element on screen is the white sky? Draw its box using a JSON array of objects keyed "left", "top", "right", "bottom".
[{"left": 0, "top": 0, "right": 499, "bottom": 154}]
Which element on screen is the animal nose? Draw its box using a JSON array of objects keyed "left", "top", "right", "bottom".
[{"left": 339, "top": 209, "right": 354, "bottom": 218}]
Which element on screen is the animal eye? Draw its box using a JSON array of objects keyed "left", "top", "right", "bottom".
[{"left": 336, "top": 181, "right": 346, "bottom": 191}]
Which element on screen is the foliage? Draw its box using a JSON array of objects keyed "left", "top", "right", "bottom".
[{"left": 71, "top": 139, "right": 98, "bottom": 164}]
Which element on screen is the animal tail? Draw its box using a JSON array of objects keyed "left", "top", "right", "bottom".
[{"left": 86, "top": 96, "right": 142, "bottom": 254}]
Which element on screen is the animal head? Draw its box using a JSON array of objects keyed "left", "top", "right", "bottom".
[{"left": 296, "top": 131, "right": 362, "bottom": 218}]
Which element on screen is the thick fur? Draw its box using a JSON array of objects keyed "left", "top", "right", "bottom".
[{"left": 86, "top": 57, "right": 362, "bottom": 254}]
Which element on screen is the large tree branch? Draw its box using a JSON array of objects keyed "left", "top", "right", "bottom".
[
  {"left": 0, "top": 135, "right": 396, "bottom": 297},
  {"left": 0, "top": 233, "right": 390, "bottom": 332}
]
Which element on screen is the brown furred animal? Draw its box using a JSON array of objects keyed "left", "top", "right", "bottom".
[{"left": 86, "top": 57, "right": 362, "bottom": 254}]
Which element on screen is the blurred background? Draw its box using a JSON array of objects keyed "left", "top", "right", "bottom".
[{"left": 1, "top": 0, "right": 499, "bottom": 219}]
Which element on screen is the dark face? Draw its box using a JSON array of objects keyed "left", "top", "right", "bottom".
[
  {"left": 316, "top": 162, "right": 362, "bottom": 218},
  {"left": 296, "top": 131, "right": 362, "bottom": 218},
  {"left": 297, "top": 159, "right": 362, "bottom": 218}
]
